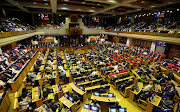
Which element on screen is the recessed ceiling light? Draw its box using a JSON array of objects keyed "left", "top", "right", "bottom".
[
  {"left": 108, "top": 0, "right": 116, "bottom": 3},
  {"left": 170, "top": 11, "right": 172, "bottom": 13},
  {"left": 168, "top": 2, "right": 173, "bottom": 4},
  {"left": 141, "top": 1, "right": 145, "bottom": 3},
  {"left": 177, "top": 9, "right": 179, "bottom": 11},
  {"left": 89, "top": 10, "right": 95, "bottom": 12},
  {"left": 60, "top": 7, "right": 68, "bottom": 10},
  {"left": 59, "top": 15, "right": 61, "bottom": 16},
  {"left": 33, "top": 2, "right": 37, "bottom": 4},
  {"left": 82, "top": 2, "right": 86, "bottom": 4},
  {"left": 167, "top": 10, "right": 169, "bottom": 12}
]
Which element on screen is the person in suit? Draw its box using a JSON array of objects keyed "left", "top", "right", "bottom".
[
  {"left": 110, "top": 102, "right": 121, "bottom": 109},
  {"left": 49, "top": 100, "right": 58, "bottom": 112},
  {"left": 161, "top": 82, "right": 175, "bottom": 99},
  {"left": 90, "top": 100, "right": 101, "bottom": 109}
]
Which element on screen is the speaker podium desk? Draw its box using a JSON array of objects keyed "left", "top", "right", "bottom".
[{"left": 91, "top": 94, "right": 117, "bottom": 111}]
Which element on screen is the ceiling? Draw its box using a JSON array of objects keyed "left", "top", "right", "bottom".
[{"left": 0, "top": 0, "right": 180, "bottom": 17}]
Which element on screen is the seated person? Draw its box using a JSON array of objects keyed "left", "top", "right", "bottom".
[
  {"left": 28, "top": 71, "right": 37, "bottom": 78},
  {"left": 69, "top": 92, "right": 80, "bottom": 102},
  {"left": 26, "top": 75, "right": 35, "bottom": 86},
  {"left": 42, "top": 84, "right": 53, "bottom": 98},
  {"left": 90, "top": 100, "right": 101, "bottom": 109},
  {"left": 110, "top": 102, "right": 121, "bottom": 109},
  {"left": 142, "top": 81, "right": 153, "bottom": 92},
  {"left": 33, "top": 64, "right": 40, "bottom": 73},
  {"left": 139, "top": 73, "right": 146, "bottom": 83},
  {"left": 161, "top": 82, "right": 175, "bottom": 99},
  {"left": 139, "top": 91, "right": 152, "bottom": 101},
  {"left": 119, "top": 79, "right": 133, "bottom": 92},
  {"left": 18, "top": 90, "right": 32, "bottom": 110},
  {"left": 49, "top": 100, "right": 58, "bottom": 112}
]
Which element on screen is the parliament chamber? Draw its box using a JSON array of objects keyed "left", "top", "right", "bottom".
[{"left": 0, "top": 0, "right": 180, "bottom": 112}]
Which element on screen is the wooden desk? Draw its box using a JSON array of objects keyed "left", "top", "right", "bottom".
[
  {"left": 85, "top": 84, "right": 110, "bottom": 93},
  {"left": 59, "top": 96, "right": 79, "bottom": 112},
  {"left": 62, "top": 87, "right": 69, "bottom": 93},
  {"left": 0, "top": 92, "right": 11, "bottom": 112},
  {"left": 91, "top": 94, "right": 117, "bottom": 111},
  {"left": 59, "top": 96, "right": 74, "bottom": 108},
  {"left": 52, "top": 71, "right": 59, "bottom": 84},
  {"left": 52, "top": 85, "right": 63, "bottom": 99},
  {"left": 66, "top": 70, "right": 72, "bottom": 83},
  {"left": 36, "top": 72, "right": 44, "bottom": 86},
  {"left": 39, "top": 65, "right": 45, "bottom": 71},
  {"left": 35, "top": 105, "right": 47, "bottom": 112},
  {"left": 69, "top": 82, "right": 86, "bottom": 101},
  {"left": 154, "top": 84, "right": 161, "bottom": 93},
  {"left": 146, "top": 95, "right": 162, "bottom": 112},
  {"left": 134, "top": 82, "right": 143, "bottom": 95},
  {"left": 91, "top": 95, "right": 117, "bottom": 102},
  {"left": 42, "top": 60, "right": 46, "bottom": 65},
  {"left": 53, "top": 65, "right": 57, "bottom": 71},
  {"left": 129, "top": 82, "right": 143, "bottom": 102},
  {"left": 32, "top": 87, "right": 43, "bottom": 107}
]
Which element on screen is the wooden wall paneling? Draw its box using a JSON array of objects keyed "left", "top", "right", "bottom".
[{"left": 167, "top": 45, "right": 180, "bottom": 59}]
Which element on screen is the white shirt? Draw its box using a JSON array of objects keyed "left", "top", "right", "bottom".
[
  {"left": 142, "top": 84, "right": 153, "bottom": 92},
  {"left": 92, "top": 71, "right": 98, "bottom": 75}
]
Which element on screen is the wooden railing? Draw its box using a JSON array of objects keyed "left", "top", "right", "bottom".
[
  {"left": 0, "top": 30, "right": 36, "bottom": 38},
  {"left": 105, "top": 30, "right": 180, "bottom": 38},
  {"left": 9, "top": 50, "right": 39, "bottom": 92}
]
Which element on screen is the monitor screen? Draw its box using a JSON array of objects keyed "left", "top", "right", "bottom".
[
  {"left": 84, "top": 104, "right": 90, "bottom": 109},
  {"left": 110, "top": 109, "right": 117, "bottom": 112},
  {"left": 64, "top": 94, "right": 68, "bottom": 98},
  {"left": 119, "top": 108, "right": 126, "bottom": 112},
  {"left": 91, "top": 106, "right": 98, "bottom": 111},
  {"left": 94, "top": 92, "right": 99, "bottom": 96},
  {"left": 69, "top": 97, "right": 73, "bottom": 102},
  {"left": 108, "top": 94, "right": 114, "bottom": 97}
]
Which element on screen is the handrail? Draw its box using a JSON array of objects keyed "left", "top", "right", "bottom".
[{"left": 0, "top": 30, "right": 36, "bottom": 38}]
